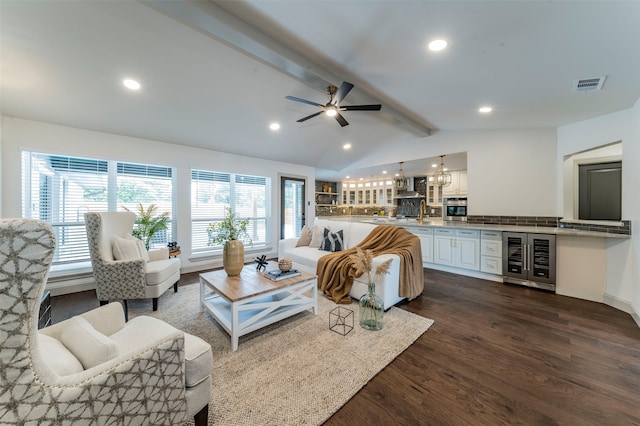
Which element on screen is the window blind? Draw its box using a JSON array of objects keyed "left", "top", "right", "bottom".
[{"left": 22, "top": 152, "right": 175, "bottom": 265}]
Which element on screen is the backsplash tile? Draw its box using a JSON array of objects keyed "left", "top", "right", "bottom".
[{"left": 467, "top": 215, "right": 631, "bottom": 235}]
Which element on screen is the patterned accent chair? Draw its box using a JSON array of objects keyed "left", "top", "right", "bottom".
[
  {"left": 84, "top": 211, "right": 181, "bottom": 318},
  {"left": 0, "top": 218, "right": 212, "bottom": 425}
]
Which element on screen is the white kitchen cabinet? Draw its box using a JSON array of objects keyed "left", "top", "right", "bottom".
[
  {"left": 409, "top": 227, "right": 434, "bottom": 263},
  {"left": 433, "top": 228, "right": 480, "bottom": 271},
  {"left": 442, "top": 170, "right": 468, "bottom": 196},
  {"left": 433, "top": 228, "right": 455, "bottom": 266},
  {"left": 480, "top": 230, "right": 502, "bottom": 274},
  {"left": 427, "top": 179, "right": 442, "bottom": 206}
]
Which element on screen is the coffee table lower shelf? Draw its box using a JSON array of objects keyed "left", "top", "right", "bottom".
[{"left": 200, "top": 277, "right": 317, "bottom": 351}]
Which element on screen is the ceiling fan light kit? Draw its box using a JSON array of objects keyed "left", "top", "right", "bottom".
[{"left": 285, "top": 81, "right": 382, "bottom": 127}]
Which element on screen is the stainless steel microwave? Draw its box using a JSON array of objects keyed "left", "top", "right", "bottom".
[{"left": 443, "top": 197, "right": 468, "bottom": 221}]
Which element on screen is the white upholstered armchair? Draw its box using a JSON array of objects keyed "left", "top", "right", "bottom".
[
  {"left": 0, "top": 218, "right": 212, "bottom": 425},
  {"left": 84, "top": 211, "right": 181, "bottom": 318}
]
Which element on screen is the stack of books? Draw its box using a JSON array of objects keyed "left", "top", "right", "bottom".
[{"left": 263, "top": 269, "right": 301, "bottom": 282}]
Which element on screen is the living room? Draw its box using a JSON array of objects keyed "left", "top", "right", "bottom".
[{"left": 2, "top": 1, "right": 640, "bottom": 424}]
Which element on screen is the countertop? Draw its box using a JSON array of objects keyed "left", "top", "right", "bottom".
[{"left": 321, "top": 216, "right": 631, "bottom": 239}]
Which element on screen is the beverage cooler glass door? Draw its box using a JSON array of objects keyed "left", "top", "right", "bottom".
[
  {"left": 503, "top": 233, "right": 527, "bottom": 280},
  {"left": 529, "top": 234, "right": 556, "bottom": 285}
]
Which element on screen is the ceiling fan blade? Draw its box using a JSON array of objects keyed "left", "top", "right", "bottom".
[
  {"left": 333, "top": 81, "right": 354, "bottom": 105},
  {"left": 334, "top": 113, "right": 349, "bottom": 127},
  {"left": 285, "top": 95, "right": 323, "bottom": 108},
  {"left": 341, "top": 104, "right": 382, "bottom": 111},
  {"left": 296, "top": 111, "right": 323, "bottom": 122}
]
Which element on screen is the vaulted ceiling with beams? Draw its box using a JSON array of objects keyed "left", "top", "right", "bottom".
[{"left": 2, "top": 1, "right": 640, "bottom": 181}]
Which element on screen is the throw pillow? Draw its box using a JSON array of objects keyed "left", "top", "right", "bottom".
[
  {"left": 38, "top": 333, "right": 85, "bottom": 376},
  {"left": 125, "top": 234, "right": 150, "bottom": 262},
  {"left": 295, "top": 226, "right": 313, "bottom": 247},
  {"left": 60, "top": 316, "right": 120, "bottom": 369},
  {"left": 309, "top": 226, "right": 324, "bottom": 248},
  {"left": 319, "top": 228, "right": 344, "bottom": 252},
  {"left": 112, "top": 235, "right": 141, "bottom": 261}
]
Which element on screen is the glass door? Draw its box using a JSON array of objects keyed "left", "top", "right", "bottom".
[
  {"left": 503, "top": 232, "right": 527, "bottom": 280},
  {"left": 281, "top": 177, "right": 305, "bottom": 239},
  {"left": 529, "top": 234, "right": 556, "bottom": 283}
]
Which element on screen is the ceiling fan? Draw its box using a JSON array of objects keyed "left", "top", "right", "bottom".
[{"left": 285, "top": 81, "right": 382, "bottom": 127}]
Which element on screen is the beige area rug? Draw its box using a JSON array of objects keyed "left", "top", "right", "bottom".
[{"left": 128, "top": 283, "right": 434, "bottom": 425}]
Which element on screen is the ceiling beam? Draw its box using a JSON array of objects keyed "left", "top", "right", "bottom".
[{"left": 144, "top": 0, "right": 431, "bottom": 137}]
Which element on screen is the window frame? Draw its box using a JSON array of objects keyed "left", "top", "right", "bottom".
[{"left": 22, "top": 151, "right": 177, "bottom": 266}]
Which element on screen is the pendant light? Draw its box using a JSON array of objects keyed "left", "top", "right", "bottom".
[
  {"left": 394, "top": 162, "right": 409, "bottom": 191},
  {"left": 433, "top": 155, "right": 452, "bottom": 187}
]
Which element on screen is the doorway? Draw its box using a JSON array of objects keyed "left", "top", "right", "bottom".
[{"left": 280, "top": 177, "right": 306, "bottom": 239}]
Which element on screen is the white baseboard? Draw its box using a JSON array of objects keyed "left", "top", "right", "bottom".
[
  {"left": 556, "top": 288, "right": 604, "bottom": 303},
  {"left": 423, "top": 263, "right": 503, "bottom": 283},
  {"left": 603, "top": 292, "right": 634, "bottom": 314},
  {"left": 604, "top": 294, "right": 640, "bottom": 329},
  {"left": 46, "top": 276, "right": 96, "bottom": 296}
]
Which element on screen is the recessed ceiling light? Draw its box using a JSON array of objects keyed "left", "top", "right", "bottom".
[
  {"left": 478, "top": 106, "right": 492, "bottom": 113},
  {"left": 346, "top": 176, "right": 350, "bottom": 179},
  {"left": 123, "top": 79, "right": 141, "bottom": 90},
  {"left": 382, "top": 170, "right": 387, "bottom": 174},
  {"left": 432, "top": 163, "right": 438, "bottom": 168},
  {"left": 269, "top": 122, "right": 280, "bottom": 130},
  {"left": 343, "top": 143, "right": 351, "bottom": 150},
  {"left": 428, "top": 39, "right": 447, "bottom": 51},
  {"left": 359, "top": 177, "right": 364, "bottom": 181}
]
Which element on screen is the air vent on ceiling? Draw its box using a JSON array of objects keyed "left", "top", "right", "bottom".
[{"left": 574, "top": 76, "right": 607, "bottom": 92}]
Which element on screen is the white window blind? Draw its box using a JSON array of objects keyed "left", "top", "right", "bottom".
[
  {"left": 191, "top": 169, "right": 269, "bottom": 252},
  {"left": 22, "top": 152, "right": 175, "bottom": 265}
]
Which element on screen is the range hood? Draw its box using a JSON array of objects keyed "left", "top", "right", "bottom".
[{"left": 393, "top": 177, "right": 425, "bottom": 199}]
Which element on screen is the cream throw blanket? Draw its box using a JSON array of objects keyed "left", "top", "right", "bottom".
[{"left": 316, "top": 225, "right": 423, "bottom": 304}]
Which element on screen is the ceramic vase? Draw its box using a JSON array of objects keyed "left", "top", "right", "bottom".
[
  {"left": 359, "top": 282, "right": 384, "bottom": 330},
  {"left": 223, "top": 240, "right": 244, "bottom": 276}
]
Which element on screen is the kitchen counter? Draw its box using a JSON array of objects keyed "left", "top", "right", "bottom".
[{"left": 321, "top": 216, "right": 631, "bottom": 239}]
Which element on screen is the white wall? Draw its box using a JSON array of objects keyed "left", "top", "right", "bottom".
[
  {"left": 1, "top": 117, "right": 316, "bottom": 274},
  {"left": 350, "top": 128, "right": 558, "bottom": 216},
  {"left": 557, "top": 103, "right": 640, "bottom": 322}
]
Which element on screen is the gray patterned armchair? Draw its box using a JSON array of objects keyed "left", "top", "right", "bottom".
[
  {"left": 84, "top": 211, "right": 180, "bottom": 318},
  {"left": 0, "top": 218, "right": 212, "bottom": 425}
]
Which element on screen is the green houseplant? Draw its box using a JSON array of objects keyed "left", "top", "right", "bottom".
[
  {"left": 208, "top": 207, "right": 252, "bottom": 276},
  {"left": 123, "top": 203, "right": 169, "bottom": 250}
]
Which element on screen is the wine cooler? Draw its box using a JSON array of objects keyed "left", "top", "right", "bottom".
[{"left": 502, "top": 232, "right": 556, "bottom": 291}]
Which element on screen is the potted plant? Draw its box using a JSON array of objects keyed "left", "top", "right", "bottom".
[
  {"left": 123, "top": 203, "right": 169, "bottom": 250},
  {"left": 208, "top": 207, "right": 252, "bottom": 276}
]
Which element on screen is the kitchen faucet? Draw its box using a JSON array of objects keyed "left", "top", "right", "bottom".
[{"left": 418, "top": 199, "right": 427, "bottom": 224}]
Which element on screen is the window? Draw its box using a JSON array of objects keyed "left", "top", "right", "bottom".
[
  {"left": 191, "top": 169, "right": 269, "bottom": 252},
  {"left": 22, "top": 152, "right": 175, "bottom": 265}
]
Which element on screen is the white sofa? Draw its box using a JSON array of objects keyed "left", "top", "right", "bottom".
[{"left": 278, "top": 218, "right": 404, "bottom": 309}]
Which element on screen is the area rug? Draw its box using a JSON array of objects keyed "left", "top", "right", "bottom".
[{"left": 128, "top": 284, "right": 434, "bottom": 425}]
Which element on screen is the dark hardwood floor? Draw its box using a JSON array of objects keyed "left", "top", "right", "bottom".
[{"left": 51, "top": 268, "right": 640, "bottom": 425}]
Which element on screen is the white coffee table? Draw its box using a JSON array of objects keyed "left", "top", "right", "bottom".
[{"left": 199, "top": 263, "right": 317, "bottom": 351}]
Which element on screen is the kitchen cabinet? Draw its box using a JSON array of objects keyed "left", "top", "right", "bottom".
[
  {"left": 341, "top": 180, "right": 395, "bottom": 206},
  {"left": 427, "top": 179, "right": 442, "bottom": 206},
  {"left": 433, "top": 228, "right": 480, "bottom": 271},
  {"left": 408, "top": 226, "right": 433, "bottom": 263},
  {"left": 480, "top": 230, "right": 502, "bottom": 274},
  {"left": 442, "top": 170, "right": 468, "bottom": 196}
]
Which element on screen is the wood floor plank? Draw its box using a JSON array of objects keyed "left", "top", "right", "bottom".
[{"left": 51, "top": 267, "right": 640, "bottom": 425}]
